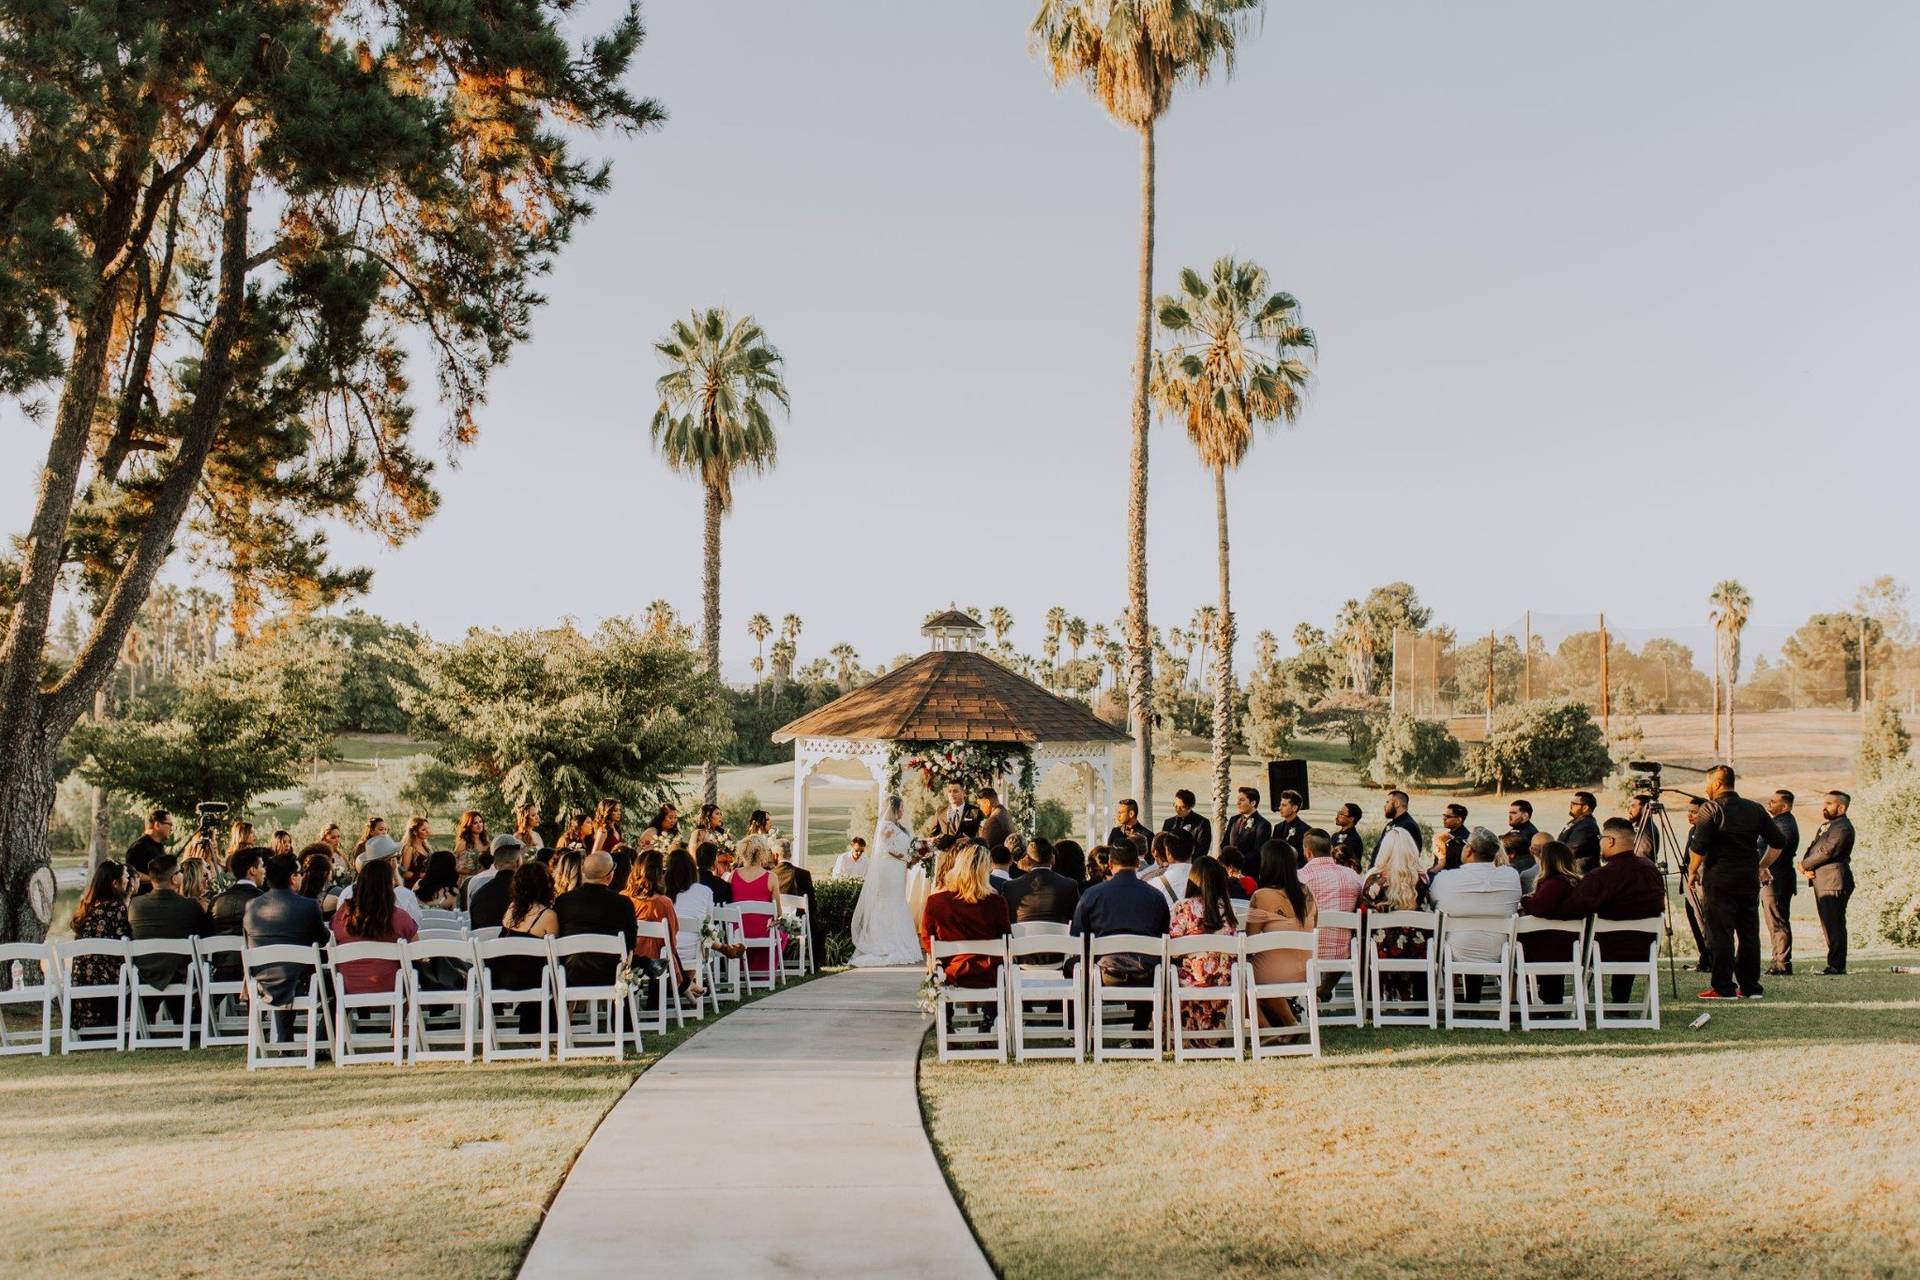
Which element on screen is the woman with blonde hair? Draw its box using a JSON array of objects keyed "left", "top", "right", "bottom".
[
  {"left": 1358, "top": 826, "right": 1432, "bottom": 1004},
  {"left": 550, "top": 847, "right": 585, "bottom": 897},
  {"left": 397, "top": 816, "right": 432, "bottom": 886},
  {"left": 918, "top": 844, "right": 1007, "bottom": 993},
  {"left": 730, "top": 833, "right": 780, "bottom": 981},
  {"left": 513, "top": 802, "right": 545, "bottom": 851},
  {"left": 591, "top": 798, "right": 624, "bottom": 853},
  {"left": 224, "top": 820, "right": 255, "bottom": 861}
]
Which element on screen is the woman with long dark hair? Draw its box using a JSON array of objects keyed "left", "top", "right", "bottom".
[
  {"left": 1245, "top": 839, "right": 1319, "bottom": 1027},
  {"left": 495, "top": 862, "right": 557, "bottom": 1033},
  {"left": 1052, "top": 839, "right": 1087, "bottom": 884},
  {"left": 591, "top": 798, "right": 625, "bottom": 853},
  {"left": 296, "top": 846, "right": 341, "bottom": 915},
  {"left": 1520, "top": 839, "right": 1583, "bottom": 1004},
  {"left": 69, "top": 860, "right": 131, "bottom": 1029},
  {"left": 1170, "top": 855, "right": 1240, "bottom": 1034},
  {"left": 624, "top": 848, "right": 686, "bottom": 996},
  {"left": 330, "top": 858, "right": 418, "bottom": 994},
  {"left": 414, "top": 849, "right": 463, "bottom": 930}
]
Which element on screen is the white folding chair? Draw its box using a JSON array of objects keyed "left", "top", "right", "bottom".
[
  {"left": 551, "top": 935, "right": 629, "bottom": 1061},
  {"left": 706, "top": 905, "right": 744, "bottom": 1005},
  {"left": 57, "top": 939, "right": 129, "bottom": 1053},
  {"left": 1440, "top": 915, "right": 1516, "bottom": 1031},
  {"left": 1312, "top": 910, "right": 1366, "bottom": 1028},
  {"left": 1367, "top": 910, "right": 1440, "bottom": 1028},
  {"left": 193, "top": 936, "right": 250, "bottom": 1047},
  {"left": 628, "top": 920, "right": 681, "bottom": 1035},
  {"left": 469, "top": 926, "right": 502, "bottom": 944},
  {"left": 403, "top": 938, "right": 478, "bottom": 1062},
  {"left": 1514, "top": 917, "right": 1588, "bottom": 1030},
  {"left": 1167, "top": 934, "right": 1246, "bottom": 1061},
  {"left": 1589, "top": 917, "right": 1663, "bottom": 1030},
  {"left": 417, "top": 928, "right": 469, "bottom": 943},
  {"left": 243, "top": 944, "right": 332, "bottom": 1070},
  {"left": 1087, "top": 934, "right": 1166, "bottom": 1062},
  {"left": 931, "top": 938, "right": 1008, "bottom": 1062},
  {"left": 0, "top": 943, "right": 58, "bottom": 1056},
  {"left": 328, "top": 942, "right": 407, "bottom": 1066},
  {"left": 126, "top": 938, "right": 199, "bottom": 1050},
  {"left": 734, "top": 902, "right": 782, "bottom": 993},
  {"left": 1241, "top": 931, "right": 1322, "bottom": 1060},
  {"left": 778, "top": 893, "right": 814, "bottom": 978},
  {"left": 1011, "top": 920, "right": 1071, "bottom": 938},
  {"left": 476, "top": 935, "right": 554, "bottom": 1062},
  {"left": 1007, "top": 933, "right": 1084, "bottom": 1062}
]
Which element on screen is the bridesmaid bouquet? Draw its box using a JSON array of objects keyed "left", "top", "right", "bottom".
[{"left": 916, "top": 966, "right": 946, "bottom": 1016}]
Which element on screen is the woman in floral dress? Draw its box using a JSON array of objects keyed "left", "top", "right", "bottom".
[
  {"left": 69, "top": 860, "right": 132, "bottom": 1030},
  {"left": 1169, "top": 856, "right": 1241, "bottom": 1033},
  {"left": 1358, "top": 828, "right": 1432, "bottom": 1004}
]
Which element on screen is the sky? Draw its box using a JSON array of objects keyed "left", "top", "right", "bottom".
[{"left": 5, "top": 1, "right": 1918, "bottom": 679}]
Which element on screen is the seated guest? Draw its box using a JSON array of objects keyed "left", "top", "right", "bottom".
[
  {"left": 1244, "top": 840, "right": 1318, "bottom": 1026},
  {"left": 242, "top": 852, "right": 330, "bottom": 1022},
  {"left": 831, "top": 836, "right": 869, "bottom": 879},
  {"left": 1171, "top": 855, "right": 1242, "bottom": 1035},
  {"left": 1217, "top": 845, "right": 1255, "bottom": 898},
  {"left": 469, "top": 837, "right": 523, "bottom": 930},
  {"left": 338, "top": 835, "right": 424, "bottom": 923},
  {"left": 296, "top": 845, "right": 341, "bottom": 917},
  {"left": 1358, "top": 829, "right": 1431, "bottom": 1005},
  {"left": 1000, "top": 837, "right": 1081, "bottom": 924},
  {"left": 329, "top": 857, "right": 418, "bottom": 994},
  {"left": 1296, "top": 829, "right": 1361, "bottom": 999},
  {"left": 1152, "top": 829, "right": 1196, "bottom": 903},
  {"left": 69, "top": 860, "right": 132, "bottom": 1031},
  {"left": 554, "top": 850, "right": 638, "bottom": 986},
  {"left": 550, "top": 847, "right": 585, "bottom": 898},
  {"left": 1518, "top": 839, "right": 1583, "bottom": 1004},
  {"left": 492, "top": 863, "right": 558, "bottom": 1035},
  {"left": 1083, "top": 844, "right": 1111, "bottom": 885},
  {"left": 608, "top": 847, "right": 636, "bottom": 896},
  {"left": 1557, "top": 816, "right": 1665, "bottom": 1006},
  {"left": 1018, "top": 836, "right": 1051, "bottom": 876},
  {"left": 666, "top": 847, "right": 725, "bottom": 983},
  {"left": 1139, "top": 832, "right": 1171, "bottom": 887},
  {"left": 771, "top": 837, "right": 825, "bottom": 971},
  {"left": 178, "top": 856, "right": 216, "bottom": 905},
  {"left": 209, "top": 847, "right": 266, "bottom": 936},
  {"left": 919, "top": 846, "right": 1012, "bottom": 1024},
  {"left": 128, "top": 853, "right": 211, "bottom": 1011},
  {"left": 461, "top": 832, "right": 509, "bottom": 908},
  {"left": 623, "top": 848, "right": 685, "bottom": 996},
  {"left": 412, "top": 849, "right": 465, "bottom": 931},
  {"left": 1052, "top": 840, "right": 1087, "bottom": 885},
  {"left": 987, "top": 841, "right": 1017, "bottom": 885},
  {"left": 695, "top": 843, "right": 733, "bottom": 905},
  {"left": 1069, "top": 840, "right": 1171, "bottom": 1030},
  {"left": 1500, "top": 830, "right": 1540, "bottom": 895},
  {"left": 931, "top": 836, "right": 963, "bottom": 894},
  {"left": 1427, "top": 828, "right": 1522, "bottom": 1003}
]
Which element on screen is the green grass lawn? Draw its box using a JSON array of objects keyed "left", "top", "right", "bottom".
[
  {"left": 0, "top": 978, "right": 812, "bottom": 1280},
  {"left": 920, "top": 952, "right": 1920, "bottom": 1279}
]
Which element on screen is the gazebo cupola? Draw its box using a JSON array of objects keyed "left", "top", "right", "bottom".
[{"left": 921, "top": 608, "right": 987, "bottom": 652}]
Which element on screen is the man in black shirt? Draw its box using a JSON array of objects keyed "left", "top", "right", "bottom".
[
  {"left": 1505, "top": 799, "right": 1539, "bottom": 850},
  {"left": 1560, "top": 792, "right": 1602, "bottom": 874},
  {"left": 1435, "top": 803, "right": 1469, "bottom": 873},
  {"left": 1106, "top": 798, "right": 1151, "bottom": 860},
  {"left": 469, "top": 837, "right": 524, "bottom": 930},
  {"left": 1161, "top": 789, "right": 1212, "bottom": 860},
  {"left": 1760, "top": 790, "right": 1800, "bottom": 974},
  {"left": 1687, "top": 765, "right": 1784, "bottom": 1000},
  {"left": 1273, "top": 790, "right": 1311, "bottom": 860},
  {"left": 124, "top": 808, "right": 174, "bottom": 891},
  {"left": 554, "top": 851, "right": 637, "bottom": 986},
  {"left": 1625, "top": 794, "right": 1663, "bottom": 863},
  {"left": 1372, "top": 790, "right": 1422, "bottom": 866},
  {"left": 1329, "top": 804, "right": 1366, "bottom": 869}
]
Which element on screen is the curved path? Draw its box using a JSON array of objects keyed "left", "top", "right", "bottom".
[{"left": 519, "top": 967, "right": 993, "bottom": 1279}]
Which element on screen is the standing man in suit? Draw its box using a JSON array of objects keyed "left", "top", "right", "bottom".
[
  {"left": 1688, "top": 765, "right": 1784, "bottom": 1000},
  {"left": 1560, "top": 792, "right": 1602, "bottom": 874},
  {"left": 1329, "top": 803, "right": 1367, "bottom": 869},
  {"left": 1106, "top": 798, "right": 1151, "bottom": 859},
  {"left": 1761, "top": 790, "right": 1800, "bottom": 975},
  {"left": 1800, "top": 790, "right": 1855, "bottom": 975},
  {"left": 1001, "top": 840, "right": 1080, "bottom": 924},
  {"left": 554, "top": 851, "right": 638, "bottom": 986},
  {"left": 1223, "top": 787, "right": 1272, "bottom": 861},
  {"left": 929, "top": 782, "right": 983, "bottom": 841},
  {"left": 1273, "top": 790, "right": 1311, "bottom": 860},
  {"left": 975, "top": 787, "right": 1015, "bottom": 858},
  {"left": 1162, "top": 789, "right": 1213, "bottom": 859},
  {"left": 771, "top": 837, "right": 825, "bottom": 971},
  {"left": 1373, "top": 790, "right": 1422, "bottom": 866}
]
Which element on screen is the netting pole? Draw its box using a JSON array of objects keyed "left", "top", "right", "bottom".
[
  {"left": 1599, "top": 612, "right": 1610, "bottom": 735},
  {"left": 1523, "top": 610, "right": 1532, "bottom": 702}
]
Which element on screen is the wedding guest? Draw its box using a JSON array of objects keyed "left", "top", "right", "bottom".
[
  {"left": 559, "top": 811, "right": 595, "bottom": 852},
  {"left": 696, "top": 843, "right": 734, "bottom": 905},
  {"left": 1162, "top": 789, "right": 1213, "bottom": 861},
  {"left": 178, "top": 856, "right": 216, "bottom": 905},
  {"left": 1800, "top": 790, "right": 1856, "bottom": 975},
  {"left": 1069, "top": 841, "right": 1171, "bottom": 1031},
  {"left": 1428, "top": 828, "right": 1522, "bottom": 1002},
  {"left": 1560, "top": 792, "right": 1602, "bottom": 874},
  {"left": 1329, "top": 803, "right": 1366, "bottom": 870},
  {"left": 463, "top": 833, "right": 512, "bottom": 908},
  {"left": 330, "top": 858, "right": 418, "bottom": 995},
  {"left": 514, "top": 802, "right": 546, "bottom": 852},
  {"left": 1518, "top": 839, "right": 1583, "bottom": 1005},
  {"left": 931, "top": 837, "right": 963, "bottom": 894},
  {"left": 1245, "top": 840, "right": 1318, "bottom": 1027},
  {"left": 1506, "top": 799, "right": 1539, "bottom": 849},
  {"left": 1139, "top": 833, "right": 1170, "bottom": 887},
  {"left": 269, "top": 830, "right": 294, "bottom": 856},
  {"left": 124, "top": 808, "right": 174, "bottom": 887},
  {"left": 554, "top": 851, "right": 637, "bottom": 987},
  {"left": 494, "top": 863, "right": 559, "bottom": 1034},
  {"left": 414, "top": 850, "right": 465, "bottom": 931},
  {"left": 772, "top": 837, "right": 824, "bottom": 971},
  {"left": 468, "top": 837, "right": 523, "bottom": 931},
  {"left": 1500, "top": 830, "right": 1540, "bottom": 895},
  {"left": 68, "top": 860, "right": 131, "bottom": 1031},
  {"left": 454, "top": 809, "right": 490, "bottom": 877},
  {"left": 1216, "top": 845, "right": 1255, "bottom": 899},
  {"left": 623, "top": 848, "right": 684, "bottom": 996},
  {"left": 337, "top": 835, "right": 424, "bottom": 923},
  {"left": 1434, "top": 804, "right": 1469, "bottom": 874},
  {"left": 645, "top": 803, "right": 679, "bottom": 842},
  {"left": 730, "top": 835, "right": 780, "bottom": 981},
  {"left": 1358, "top": 828, "right": 1431, "bottom": 1004},
  {"left": 551, "top": 848, "right": 585, "bottom": 898},
  {"left": 666, "top": 847, "right": 716, "bottom": 981},
  {"left": 1297, "top": 829, "right": 1361, "bottom": 997},
  {"left": 919, "top": 845, "right": 1011, "bottom": 1000},
  {"left": 832, "top": 836, "right": 869, "bottom": 878},
  {"left": 592, "top": 798, "right": 627, "bottom": 853},
  {"left": 1222, "top": 787, "right": 1271, "bottom": 862},
  {"left": 1152, "top": 829, "right": 1196, "bottom": 903},
  {"left": 398, "top": 816, "right": 433, "bottom": 886},
  {"left": 695, "top": 803, "right": 728, "bottom": 848},
  {"left": 208, "top": 847, "right": 266, "bottom": 939},
  {"left": 296, "top": 845, "right": 341, "bottom": 916},
  {"left": 317, "top": 823, "right": 343, "bottom": 856},
  {"left": 1000, "top": 838, "right": 1080, "bottom": 924},
  {"left": 128, "top": 853, "right": 210, "bottom": 1002},
  {"left": 224, "top": 821, "right": 256, "bottom": 865},
  {"left": 1105, "top": 798, "right": 1151, "bottom": 859},
  {"left": 1273, "top": 790, "right": 1311, "bottom": 858},
  {"left": 242, "top": 853, "right": 330, "bottom": 1022},
  {"left": 987, "top": 841, "right": 1017, "bottom": 885},
  {"left": 1083, "top": 844, "right": 1111, "bottom": 884},
  {"left": 1562, "top": 817, "right": 1665, "bottom": 1005},
  {"left": 1373, "top": 790, "right": 1423, "bottom": 866},
  {"left": 1052, "top": 839, "right": 1087, "bottom": 885},
  {"left": 1170, "top": 856, "right": 1241, "bottom": 1034},
  {"left": 353, "top": 816, "right": 387, "bottom": 860}
]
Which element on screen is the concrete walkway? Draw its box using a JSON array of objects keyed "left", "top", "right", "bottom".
[{"left": 519, "top": 967, "right": 993, "bottom": 1279}]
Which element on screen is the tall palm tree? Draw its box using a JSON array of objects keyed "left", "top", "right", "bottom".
[
  {"left": 652, "top": 308, "right": 790, "bottom": 805},
  {"left": 988, "top": 605, "right": 1014, "bottom": 649},
  {"left": 1336, "top": 600, "right": 1374, "bottom": 695},
  {"left": 1254, "top": 629, "right": 1278, "bottom": 671},
  {"left": 1151, "top": 256, "right": 1315, "bottom": 835},
  {"left": 1032, "top": 0, "right": 1260, "bottom": 823},
  {"left": 830, "top": 642, "right": 859, "bottom": 693},
  {"left": 1066, "top": 616, "right": 1088, "bottom": 665},
  {"left": 782, "top": 613, "right": 803, "bottom": 647},
  {"left": 1708, "top": 580, "right": 1752, "bottom": 760},
  {"left": 1191, "top": 605, "right": 1219, "bottom": 690}
]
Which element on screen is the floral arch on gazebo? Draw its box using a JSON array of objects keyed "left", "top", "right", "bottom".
[{"left": 772, "top": 610, "right": 1128, "bottom": 864}]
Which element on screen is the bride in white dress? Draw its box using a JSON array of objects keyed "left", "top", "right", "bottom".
[{"left": 849, "top": 794, "right": 926, "bottom": 967}]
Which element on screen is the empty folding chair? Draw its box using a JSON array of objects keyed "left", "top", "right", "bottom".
[
  {"left": 416, "top": 928, "right": 469, "bottom": 943},
  {"left": 1441, "top": 915, "right": 1516, "bottom": 1031},
  {"left": 777, "top": 893, "right": 814, "bottom": 978},
  {"left": 1087, "top": 934, "right": 1167, "bottom": 1062},
  {"left": 1241, "top": 931, "right": 1321, "bottom": 1060},
  {"left": 57, "top": 938, "right": 129, "bottom": 1053},
  {"left": 242, "top": 944, "right": 332, "bottom": 1070},
  {"left": 551, "top": 935, "right": 629, "bottom": 1062},
  {"left": 1588, "top": 917, "right": 1663, "bottom": 1030},
  {"left": 1167, "top": 934, "right": 1246, "bottom": 1061},
  {"left": 706, "top": 905, "right": 745, "bottom": 1005},
  {"left": 126, "top": 938, "right": 199, "bottom": 1050},
  {"left": 931, "top": 938, "right": 1009, "bottom": 1063},
  {"left": 628, "top": 920, "right": 681, "bottom": 1035},
  {"left": 1312, "top": 910, "right": 1366, "bottom": 1028},
  {"left": 475, "top": 935, "right": 554, "bottom": 1062},
  {"left": 734, "top": 901, "right": 782, "bottom": 993},
  {"left": 403, "top": 938, "right": 479, "bottom": 1063},
  {"left": 1514, "top": 917, "right": 1588, "bottom": 1030},
  {"left": 0, "top": 943, "right": 59, "bottom": 1056},
  {"left": 193, "top": 936, "right": 250, "bottom": 1047},
  {"left": 328, "top": 941, "right": 407, "bottom": 1066},
  {"left": 1007, "top": 933, "right": 1083, "bottom": 1062},
  {"left": 1367, "top": 910, "right": 1440, "bottom": 1028}
]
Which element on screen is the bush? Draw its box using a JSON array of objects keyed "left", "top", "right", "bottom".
[
  {"left": 812, "top": 874, "right": 865, "bottom": 965},
  {"left": 1033, "top": 797, "right": 1073, "bottom": 842},
  {"left": 1366, "top": 712, "right": 1461, "bottom": 785},
  {"left": 1858, "top": 702, "right": 1912, "bottom": 784},
  {"left": 1854, "top": 757, "right": 1920, "bottom": 948},
  {"left": 722, "top": 791, "right": 763, "bottom": 838},
  {"left": 1464, "top": 699, "right": 1612, "bottom": 791}
]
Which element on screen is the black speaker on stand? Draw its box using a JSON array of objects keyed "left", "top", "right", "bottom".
[{"left": 1266, "top": 759, "right": 1309, "bottom": 811}]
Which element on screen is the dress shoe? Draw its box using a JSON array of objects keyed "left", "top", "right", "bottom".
[
  {"left": 1818, "top": 967, "right": 1846, "bottom": 975},
  {"left": 1742, "top": 988, "right": 1765, "bottom": 999},
  {"left": 1765, "top": 966, "right": 1790, "bottom": 976},
  {"left": 1696, "top": 988, "right": 1737, "bottom": 1000}
]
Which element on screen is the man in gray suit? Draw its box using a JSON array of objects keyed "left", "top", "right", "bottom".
[
  {"left": 242, "top": 852, "right": 329, "bottom": 1012},
  {"left": 1799, "top": 791, "right": 1855, "bottom": 975}
]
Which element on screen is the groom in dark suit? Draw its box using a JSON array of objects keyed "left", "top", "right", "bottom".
[{"left": 927, "top": 782, "right": 982, "bottom": 841}]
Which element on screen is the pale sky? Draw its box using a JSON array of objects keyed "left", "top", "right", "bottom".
[{"left": 6, "top": 1, "right": 1918, "bottom": 678}]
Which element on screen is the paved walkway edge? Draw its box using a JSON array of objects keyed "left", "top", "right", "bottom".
[{"left": 518, "top": 968, "right": 994, "bottom": 1279}]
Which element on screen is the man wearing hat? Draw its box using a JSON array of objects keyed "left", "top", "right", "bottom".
[
  {"left": 337, "top": 834, "right": 425, "bottom": 923},
  {"left": 467, "top": 834, "right": 525, "bottom": 930}
]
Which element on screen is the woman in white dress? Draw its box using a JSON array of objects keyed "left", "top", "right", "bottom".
[{"left": 849, "top": 794, "right": 927, "bottom": 966}]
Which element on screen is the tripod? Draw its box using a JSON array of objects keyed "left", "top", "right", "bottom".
[{"left": 1630, "top": 791, "right": 1690, "bottom": 999}]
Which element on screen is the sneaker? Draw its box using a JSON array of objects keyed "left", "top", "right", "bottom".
[
  {"left": 1696, "top": 988, "right": 1737, "bottom": 1000},
  {"left": 1742, "top": 988, "right": 1765, "bottom": 1000}
]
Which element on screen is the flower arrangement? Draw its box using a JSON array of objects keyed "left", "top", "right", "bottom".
[
  {"left": 886, "top": 740, "right": 1038, "bottom": 829},
  {"left": 612, "top": 958, "right": 638, "bottom": 1000},
  {"left": 916, "top": 965, "right": 947, "bottom": 1016},
  {"left": 776, "top": 912, "right": 806, "bottom": 939}
]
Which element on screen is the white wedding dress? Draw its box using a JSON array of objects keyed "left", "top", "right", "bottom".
[{"left": 849, "top": 818, "right": 926, "bottom": 966}]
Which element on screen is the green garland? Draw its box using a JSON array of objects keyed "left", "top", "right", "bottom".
[{"left": 886, "top": 740, "right": 1037, "bottom": 830}]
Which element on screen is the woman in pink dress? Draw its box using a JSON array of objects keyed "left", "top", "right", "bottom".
[{"left": 731, "top": 834, "right": 780, "bottom": 979}]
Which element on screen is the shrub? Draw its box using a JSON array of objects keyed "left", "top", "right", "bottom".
[
  {"left": 1366, "top": 712, "right": 1461, "bottom": 785},
  {"left": 1464, "top": 698, "right": 1612, "bottom": 791},
  {"left": 722, "top": 791, "right": 763, "bottom": 838},
  {"left": 1857, "top": 702, "right": 1912, "bottom": 784},
  {"left": 812, "top": 874, "right": 865, "bottom": 964},
  {"left": 1033, "top": 797, "right": 1073, "bottom": 842},
  {"left": 1854, "top": 757, "right": 1920, "bottom": 948}
]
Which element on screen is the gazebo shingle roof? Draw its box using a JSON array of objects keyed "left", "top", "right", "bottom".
[
  {"left": 773, "top": 649, "right": 1128, "bottom": 745},
  {"left": 921, "top": 608, "right": 986, "bottom": 631}
]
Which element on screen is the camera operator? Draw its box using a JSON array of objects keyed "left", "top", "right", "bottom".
[
  {"left": 1686, "top": 765, "right": 1784, "bottom": 1001},
  {"left": 1626, "top": 793, "right": 1661, "bottom": 862}
]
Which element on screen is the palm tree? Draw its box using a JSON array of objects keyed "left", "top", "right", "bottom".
[
  {"left": 782, "top": 613, "right": 803, "bottom": 646},
  {"left": 1336, "top": 600, "right": 1374, "bottom": 695},
  {"left": 1151, "top": 256, "right": 1315, "bottom": 835},
  {"left": 1708, "top": 580, "right": 1752, "bottom": 760},
  {"left": 770, "top": 636, "right": 796, "bottom": 697},
  {"left": 1066, "top": 616, "right": 1088, "bottom": 665},
  {"left": 1190, "top": 605, "right": 1219, "bottom": 690},
  {"left": 1032, "top": 0, "right": 1260, "bottom": 823},
  {"left": 1255, "top": 629, "right": 1278, "bottom": 671},
  {"left": 988, "top": 606, "right": 1014, "bottom": 649},
  {"left": 652, "top": 308, "right": 790, "bottom": 805},
  {"left": 644, "top": 599, "right": 679, "bottom": 638},
  {"left": 830, "top": 642, "right": 859, "bottom": 693}
]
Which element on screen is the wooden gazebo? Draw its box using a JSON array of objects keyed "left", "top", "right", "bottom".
[{"left": 773, "top": 611, "right": 1127, "bottom": 864}]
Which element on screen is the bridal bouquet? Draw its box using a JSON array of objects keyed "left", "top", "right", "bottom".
[
  {"left": 776, "top": 912, "right": 806, "bottom": 939},
  {"left": 907, "top": 838, "right": 934, "bottom": 872},
  {"left": 915, "top": 966, "right": 947, "bottom": 1016}
]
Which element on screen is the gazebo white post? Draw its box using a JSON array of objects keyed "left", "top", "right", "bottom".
[
  {"left": 1079, "top": 761, "right": 1099, "bottom": 846},
  {"left": 1098, "top": 754, "right": 1115, "bottom": 843},
  {"left": 791, "top": 742, "right": 813, "bottom": 868}
]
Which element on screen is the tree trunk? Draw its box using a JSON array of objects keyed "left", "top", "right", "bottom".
[
  {"left": 1711, "top": 651, "right": 1721, "bottom": 756},
  {"left": 701, "top": 481, "right": 724, "bottom": 807},
  {"left": 0, "top": 711, "right": 61, "bottom": 945},
  {"left": 1209, "top": 464, "right": 1234, "bottom": 855},
  {"left": 1125, "top": 121, "right": 1157, "bottom": 823},
  {"left": 88, "top": 687, "right": 110, "bottom": 872}
]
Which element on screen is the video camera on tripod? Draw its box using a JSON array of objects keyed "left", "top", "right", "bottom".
[{"left": 194, "top": 801, "right": 229, "bottom": 840}]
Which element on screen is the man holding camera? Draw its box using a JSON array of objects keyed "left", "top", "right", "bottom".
[{"left": 1687, "top": 765, "right": 1784, "bottom": 1000}]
